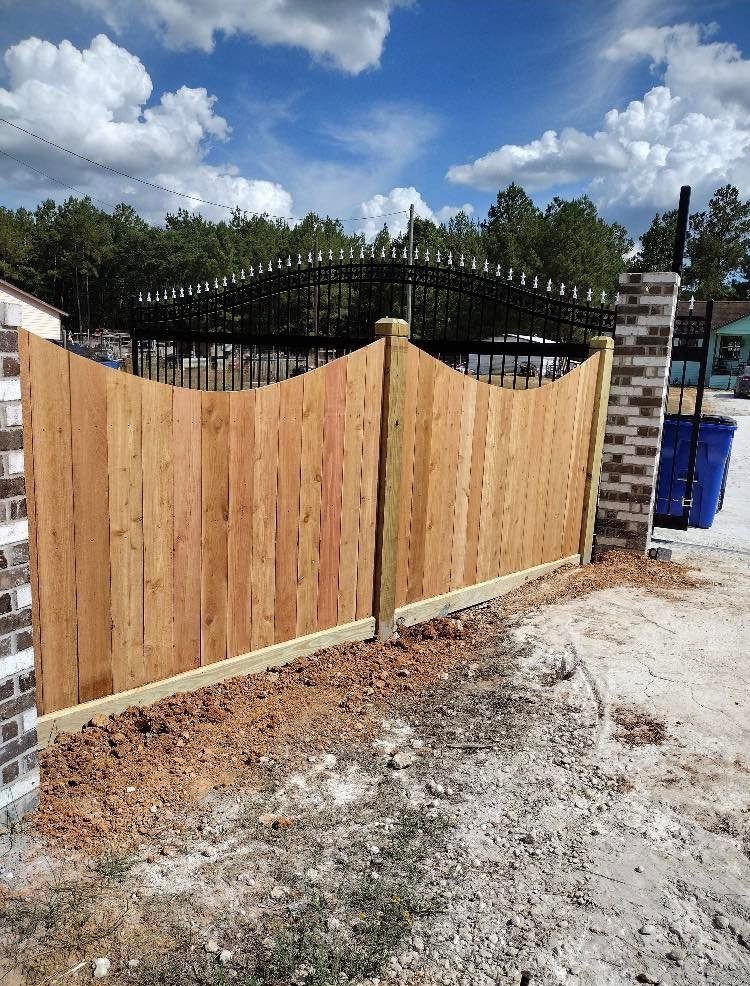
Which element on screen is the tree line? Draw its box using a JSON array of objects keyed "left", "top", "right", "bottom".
[{"left": 0, "top": 182, "right": 748, "bottom": 335}]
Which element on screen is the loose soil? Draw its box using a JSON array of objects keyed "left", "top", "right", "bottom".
[
  {"left": 3, "top": 549, "right": 745, "bottom": 986},
  {"left": 33, "top": 552, "right": 700, "bottom": 854}
]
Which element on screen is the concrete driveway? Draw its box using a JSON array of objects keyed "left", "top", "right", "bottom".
[{"left": 654, "top": 392, "right": 750, "bottom": 555}]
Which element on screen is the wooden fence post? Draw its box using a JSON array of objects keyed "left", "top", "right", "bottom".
[
  {"left": 579, "top": 336, "right": 614, "bottom": 564},
  {"left": 373, "top": 317, "right": 409, "bottom": 639}
]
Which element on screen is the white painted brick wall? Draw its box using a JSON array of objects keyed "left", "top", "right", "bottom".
[
  {"left": 0, "top": 519, "right": 28, "bottom": 547},
  {"left": 0, "top": 378, "right": 21, "bottom": 402},
  {"left": 0, "top": 647, "right": 34, "bottom": 679}
]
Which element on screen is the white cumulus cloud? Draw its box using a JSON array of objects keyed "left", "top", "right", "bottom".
[
  {"left": 358, "top": 186, "right": 473, "bottom": 240},
  {"left": 446, "top": 21, "right": 750, "bottom": 213},
  {"left": 0, "top": 34, "right": 293, "bottom": 220},
  {"left": 78, "top": 0, "right": 408, "bottom": 73}
]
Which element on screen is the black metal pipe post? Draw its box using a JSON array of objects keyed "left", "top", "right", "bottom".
[{"left": 672, "top": 185, "right": 691, "bottom": 275}]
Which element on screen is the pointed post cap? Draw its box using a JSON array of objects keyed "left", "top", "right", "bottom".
[{"left": 375, "top": 317, "right": 410, "bottom": 338}]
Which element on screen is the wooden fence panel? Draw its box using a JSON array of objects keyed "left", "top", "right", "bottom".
[
  {"left": 22, "top": 336, "right": 382, "bottom": 715},
  {"left": 397, "top": 350, "right": 600, "bottom": 606},
  {"left": 28, "top": 335, "right": 78, "bottom": 712},
  {"left": 107, "top": 370, "right": 145, "bottom": 692},
  {"left": 296, "top": 368, "right": 325, "bottom": 637},
  {"left": 172, "top": 388, "right": 202, "bottom": 672},
  {"left": 22, "top": 333, "right": 602, "bottom": 721},
  {"left": 69, "top": 353, "right": 111, "bottom": 703}
]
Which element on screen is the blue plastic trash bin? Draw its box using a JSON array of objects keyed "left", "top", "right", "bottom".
[{"left": 656, "top": 414, "right": 737, "bottom": 528}]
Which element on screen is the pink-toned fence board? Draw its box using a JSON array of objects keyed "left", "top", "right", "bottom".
[
  {"left": 22, "top": 332, "right": 605, "bottom": 723},
  {"left": 22, "top": 334, "right": 384, "bottom": 716},
  {"left": 395, "top": 349, "right": 600, "bottom": 604}
]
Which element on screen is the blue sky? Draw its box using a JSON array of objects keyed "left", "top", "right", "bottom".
[{"left": 1, "top": 0, "right": 750, "bottom": 239}]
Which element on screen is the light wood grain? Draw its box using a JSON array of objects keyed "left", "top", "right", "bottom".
[
  {"left": 142, "top": 381, "right": 174, "bottom": 682},
  {"left": 372, "top": 320, "right": 408, "bottom": 638},
  {"left": 275, "top": 375, "right": 303, "bottom": 642},
  {"left": 69, "top": 352, "right": 112, "bottom": 702},
  {"left": 201, "top": 391, "right": 230, "bottom": 664},
  {"left": 394, "top": 342, "right": 419, "bottom": 608},
  {"left": 227, "top": 388, "right": 254, "bottom": 657},
  {"left": 251, "top": 384, "right": 280, "bottom": 650},
  {"left": 449, "top": 378, "right": 477, "bottom": 591},
  {"left": 172, "top": 387, "right": 202, "bottom": 671},
  {"left": 337, "top": 347, "right": 367, "bottom": 625},
  {"left": 356, "top": 340, "right": 385, "bottom": 619},
  {"left": 462, "top": 381, "right": 489, "bottom": 587},
  {"left": 405, "top": 351, "right": 435, "bottom": 602},
  {"left": 107, "top": 370, "right": 145, "bottom": 692},
  {"left": 296, "top": 367, "right": 325, "bottom": 636},
  {"left": 317, "top": 359, "right": 346, "bottom": 630}
]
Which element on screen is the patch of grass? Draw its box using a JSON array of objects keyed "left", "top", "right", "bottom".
[
  {"left": 93, "top": 852, "right": 136, "bottom": 884},
  {"left": 0, "top": 874, "right": 128, "bottom": 984}
]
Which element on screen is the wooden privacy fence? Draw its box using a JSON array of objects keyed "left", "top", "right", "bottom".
[{"left": 19, "top": 322, "right": 612, "bottom": 738}]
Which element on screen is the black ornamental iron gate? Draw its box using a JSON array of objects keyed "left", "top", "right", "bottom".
[
  {"left": 129, "top": 254, "right": 616, "bottom": 391},
  {"left": 653, "top": 300, "right": 713, "bottom": 530}
]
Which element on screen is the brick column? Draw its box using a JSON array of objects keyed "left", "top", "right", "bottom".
[
  {"left": 594, "top": 271, "right": 679, "bottom": 555},
  {"left": 0, "top": 325, "right": 39, "bottom": 825}
]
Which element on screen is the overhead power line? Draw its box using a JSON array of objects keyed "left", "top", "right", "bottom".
[
  {"left": 0, "top": 147, "right": 120, "bottom": 211},
  {"left": 0, "top": 117, "right": 409, "bottom": 224}
]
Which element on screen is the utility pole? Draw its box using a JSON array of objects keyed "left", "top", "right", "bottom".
[
  {"left": 406, "top": 203, "right": 415, "bottom": 325},
  {"left": 672, "top": 185, "right": 691, "bottom": 277}
]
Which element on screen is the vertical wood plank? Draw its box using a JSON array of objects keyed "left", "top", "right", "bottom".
[
  {"left": 338, "top": 348, "right": 367, "bottom": 625},
  {"left": 436, "top": 369, "right": 463, "bottom": 594},
  {"left": 462, "top": 382, "right": 489, "bottom": 587},
  {"left": 500, "top": 392, "right": 534, "bottom": 576},
  {"left": 563, "top": 360, "right": 597, "bottom": 556},
  {"left": 317, "top": 358, "right": 346, "bottom": 630},
  {"left": 530, "top": 383, "right": 558, "bottom": 567},
  {"left": 31, "top": 338, "right": 78, "bottom": 712},
  {"left": 449, "top": 378, "right": 477, "bottom": 591},
  {"left": 540, "top": 370, "right": 578, "bottom": 563},
  {"left": 18, "top": 332, "right": 43, "bottom": 713},
  {"left": 394, "top": 342, "right": 419, "bottom": 608},
  {"left": 142, "top": 382, "right": 174, "bottom": 683},
  {"left": 275, "top": 375, "right": 303, "bottom": 643},
  {"left": 421, "top": 361, "right": 448, "bottom": 600},
  {"left": 69, "top": 353, "right": 112, "bottom": 703},
  {"left": 372, "top": 322, "right": 409, "bottom": 638},
  {"left": 475, "top": 385, "right": 502, "bottom": 583},
  {"left": 579, "top": 342, "right": 614, "bottom": 564},
  {"left": 519, "top": 389, "right": 549, "bottom": 572},
  {"left": 201, "top": 391, "right": 230, "bottom": 664},
  {"left": 296, "top": 367, "right": 325, "bottom": 637},
  {"left": 486, "top": 387, "right": 514, "bottom": 578},
  {"left": 107, "top": 370, "right": 144, "bottom": 693},
  {"left": 356, "top": 340, "right": 384, "bottom": 619},
  {"left": 251, "top": 384, "right": 280, "bottom": 649},
  {"left": 227, "top": 389, "right": 254, "bottom": 658},
  {"left": 406, "top": 352, "right": 435, "bottom": 602},
  {"left": 173, "top": 387, "right": 202, "bottom": 670}
]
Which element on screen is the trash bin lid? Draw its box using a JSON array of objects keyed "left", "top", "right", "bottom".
[{"left": 700, "top": 414, "right": 738, "bottom": 427}]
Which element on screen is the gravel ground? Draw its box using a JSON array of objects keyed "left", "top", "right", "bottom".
[{"left": 1, "top": 551, "right": 748, "bottom": 986}]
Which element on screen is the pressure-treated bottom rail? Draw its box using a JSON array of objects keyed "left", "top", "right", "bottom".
[{"left": 36, "top": 554, "right": 577, "bottom": 748}]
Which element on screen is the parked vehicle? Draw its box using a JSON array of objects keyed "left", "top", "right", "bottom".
[{"left": 734, "top": 364, "right": 750, "bottom": 397}]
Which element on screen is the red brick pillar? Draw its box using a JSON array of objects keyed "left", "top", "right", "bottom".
[
  {"left": 594, "top": 271, "right": 680, "bottom": 555},
  {"left": 0, "top": 324, "right": 39, "bottom": 825}
]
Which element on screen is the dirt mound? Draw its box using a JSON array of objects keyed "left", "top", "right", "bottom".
[
  {"left": 33, "top": 552, "right": 697, "bottom": 853},
  {"left": 495, "top": 549, "right": 703, "bottom": 618}
]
